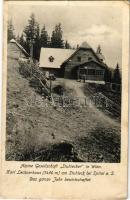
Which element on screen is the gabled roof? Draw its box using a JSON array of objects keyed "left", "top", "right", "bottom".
[
  {"left": 63, "top": 46, "right": 102, "bottom": 65},
  {"left": 9, "top": 39, "right": 29, "bottom": 57},
  {"left": 39, "top": 48, "right": 75, "bottom": 68},
  {"left": 39, "top": 43, "right": 106, "bottom": 69}
]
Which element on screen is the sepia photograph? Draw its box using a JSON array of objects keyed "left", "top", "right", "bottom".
[{"left": 6, "top": 2, "right": 122, "bottom": 163}]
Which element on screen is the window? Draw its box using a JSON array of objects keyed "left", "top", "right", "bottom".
[
  {"left": 88, "top": 57, "right": 92, "bottom": 61},
  {"left": 77, "top": 56, "right": 81, "bottom": 62},
  {"left": 79, "top": 68, "right": 85, "bottom": 74},
  {"left": 96, "top": 70, "right": 103, "bottom": 76},
  {"left": 88, "top": 69, "right": 95, "bottom": 75}
]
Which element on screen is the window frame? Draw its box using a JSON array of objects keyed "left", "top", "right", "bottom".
[{"left": 77, "top": 56, "right": 81, "bottom": 62}]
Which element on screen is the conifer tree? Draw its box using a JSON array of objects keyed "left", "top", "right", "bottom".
[
  {"left": 40, "top": 25, "right": 49, "bottom": 47},
  {"left": 51, "top": 23, "right": 64, "bottom": 48},
  {"left": 104, "top": 67, "right": 112, "bottom": 83},
  {"left": 19, "top": 34, "right": 25, "bottom": 46},
  {"left": 96, "top": 45, "right": 101, "bottom": 54},
  {"left": 113, "top": 63, "right": 121, "bottom": 84},
  {"left": 65, "top": 40, "right": 71, "bottom": 49},
  {"left": 23, "top": 13, "right": 40, "bottom": 60},
  {"left": 33, "top": 22, "right": 40, "bottom": 59},
  {"left": 24, "top": 13, "right": 37, "bottom": 40}
]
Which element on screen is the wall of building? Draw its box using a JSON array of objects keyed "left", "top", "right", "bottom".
[
  {"left": 64, "top": 48, "right": 100, "bottom": 78},
  {"left": 81, "top": 62, "right": 104, "bottom": 70},
  {"left": 8, "top": 43, "right": 27, "bottom": 59},
  {"left": 79, "top": 62, "right": 105, "bottom": 81},
  {"left": 40, "top": 68, "right": 61, "bottom": 77}
]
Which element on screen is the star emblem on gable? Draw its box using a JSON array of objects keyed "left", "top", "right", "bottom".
[{"left": 49, "top": 56, "right": 54, "bottom": 62}]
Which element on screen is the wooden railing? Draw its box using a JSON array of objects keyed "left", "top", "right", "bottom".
[
  {"left": 18, "top": 60, "right": 55, "bottom": 105},
  {"left": 85, "top": 84, "right": 121, "bottom": 118}
]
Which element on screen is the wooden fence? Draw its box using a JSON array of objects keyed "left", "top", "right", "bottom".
[
  {"left": 18, "top": 60, "right": 55, "bottom": 105},
  {"left": 85, "top": 84, "right": 121, "bottom": 119}
]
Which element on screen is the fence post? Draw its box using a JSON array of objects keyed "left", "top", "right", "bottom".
[{"left": 50, "top": 77, "right": 52, "bottom": 96}]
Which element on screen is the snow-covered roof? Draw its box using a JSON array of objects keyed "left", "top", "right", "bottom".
[
  {"left": 10, "top": 39, "right": 29, "bottom": 57},
  {"left": 39, "top": 48, "right": 75, "bottom": 68}
]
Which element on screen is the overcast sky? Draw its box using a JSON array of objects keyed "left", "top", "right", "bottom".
[{"left": 8, "top": 2, "right": 123, "bottom": 68}]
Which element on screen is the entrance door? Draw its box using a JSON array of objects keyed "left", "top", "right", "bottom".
[{"left": 71, "top": 66, "right": 79, "bottom": 79}]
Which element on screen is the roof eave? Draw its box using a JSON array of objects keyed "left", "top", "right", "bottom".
[
  {"left": 39, "top": 66, "right": 61, "bottom": 69},
  {"left": 77, "top": 60, "right": 107, "bottom": 69}
]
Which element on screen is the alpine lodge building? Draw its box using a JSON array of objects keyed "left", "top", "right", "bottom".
[{"left": 39, "top": 42, "right": 107, "bottom": 84}]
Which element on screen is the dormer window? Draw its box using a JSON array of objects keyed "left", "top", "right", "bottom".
[{"left": 77, "top": 56, "right": 81, "bottom": 62}]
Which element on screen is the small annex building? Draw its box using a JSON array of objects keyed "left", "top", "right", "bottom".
[
  {"left": 39, "top": 42, "right": 107, "bottom": 83},
  {"left": 39, "top": 48, "right": 75, "bottom": 77},
  {"left": 8, "top": 39, "right": 29, "bottom": 60}
]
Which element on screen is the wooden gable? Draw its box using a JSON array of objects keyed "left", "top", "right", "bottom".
[
  {"left": 64, "top": 47, "right": 103, "bottom": 78},
  {"left": 79, "top": 60, "right": 106, "bottom": 70}
]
